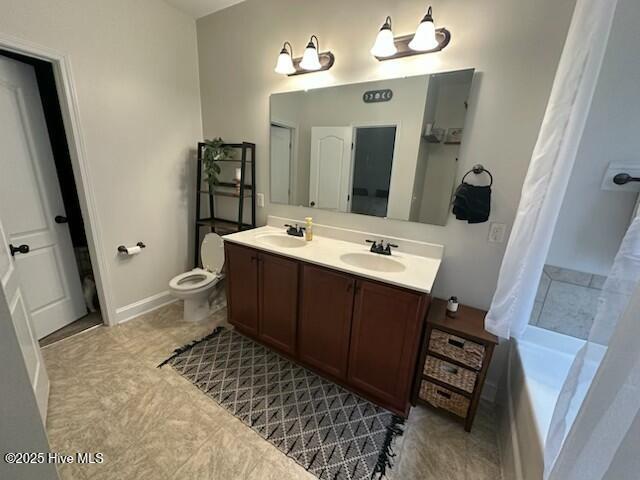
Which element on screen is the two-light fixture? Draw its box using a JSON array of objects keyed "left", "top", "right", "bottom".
[
  {"left": 274, "top": 5, "right": 450, "bottom": 76},
  {"left": 274, "top": 35, "right": 335, "bottom": 76},
  {"left": 371, "top": 6, "right": 450, "bottom": 60}
]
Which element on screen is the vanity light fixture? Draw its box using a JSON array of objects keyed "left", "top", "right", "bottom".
[
  {"left": 274, "top": 35, "right": 335, "bottom": 76},
  {"left": 370, "top": 16, "right": 397, "bottom": 58},
  {"left": 372, "top": 6, "right": 451, "bottom": 62},
  {"left": 274, "top": 41, "right": 296, "bottom": 75}
]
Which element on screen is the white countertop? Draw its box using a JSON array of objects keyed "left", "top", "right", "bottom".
[{"left": 222, "top": 223, "right": 443, "bottom": 294}]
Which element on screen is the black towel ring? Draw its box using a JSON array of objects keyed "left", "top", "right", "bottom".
[{"left": 462, "top": 164, "right": 493, "bottom": 187}]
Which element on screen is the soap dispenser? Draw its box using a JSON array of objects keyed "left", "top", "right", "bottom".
[{"left": 304, "top": 217, "right": 313, "bottom": 241}]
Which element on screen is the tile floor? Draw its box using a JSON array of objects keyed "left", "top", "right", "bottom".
[{"left": 42, "top": 302, "right": 503, "bottom": 480}]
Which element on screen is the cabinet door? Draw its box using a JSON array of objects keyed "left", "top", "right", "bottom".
[
  {"left": 258, "top": 252, "right": 299, "bottom": 355},
  {"left": 299, "top": 264, "right": 355, "bottom": 380},
  {"left": 348, "top": 279, "right": 427, "bottom": 413},
  {"left": 225, "top": 243, "right": 259, "bottom": 336}
]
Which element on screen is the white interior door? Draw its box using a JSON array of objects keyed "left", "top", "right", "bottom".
[
  {"left": 0, "top": 55, "right": 86, "bottom": 339},
  {"left": 270, "top": 124, "right": 292, "bottom": 204},
  {"left": 309, "top": 126, "right": 352, "bottom": 211},
  {"left": 0, "top": 213, "right": 49, "bottom": 420}
]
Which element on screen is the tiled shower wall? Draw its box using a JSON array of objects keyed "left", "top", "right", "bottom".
[{"left": 529, "top": 265, "right": 607, "bottom": 340}]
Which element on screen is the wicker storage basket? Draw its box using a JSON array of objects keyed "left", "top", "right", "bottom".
[
  {"left": 424, "top": 356, "right": 477, "bottom": 393},
  {"left": 429, "top": 329, "right": 485, "bottom": 370},
  {"left": 419, "top": 380, "right": 470, "bottom": 418}
]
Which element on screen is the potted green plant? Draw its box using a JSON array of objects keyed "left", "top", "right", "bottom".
[{"left": 202, "top": 137, "right": 232, "bottom": 187}]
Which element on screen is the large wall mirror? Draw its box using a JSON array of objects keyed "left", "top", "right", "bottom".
[{"left": 269, "top": 69, "right": 474, "bottom": 226}]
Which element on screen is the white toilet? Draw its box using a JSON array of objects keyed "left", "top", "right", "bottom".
[{"left": 169, "top": 233, "right": 224, "bottom": 322}]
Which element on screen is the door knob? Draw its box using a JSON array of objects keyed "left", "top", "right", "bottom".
[
  {"left": 9, "top": 244, "right": 30, "bottom": 256},
  {"left": 310, "top": 201, "right": 316, "bottom": 207},
  {"left": 54, "top": 215, "right": 68, "bottom": 224}
]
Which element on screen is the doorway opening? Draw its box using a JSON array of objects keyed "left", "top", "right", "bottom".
[
  {"left": 0, "top": 50, "right": 102, "bottom": 346},
  {"left": 270, "top": 123, "right": 295, "bottom": 205},
  {"left": 350, "top": 126, "right": 396, "bottom": 217}
]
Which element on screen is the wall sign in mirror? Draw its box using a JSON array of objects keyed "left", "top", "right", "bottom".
[
  {"left": 269, "top": 69, "right": 475, "bottom": 226},
  {"left": 363, "top": 89, "right": 393, "bottom": 103}
]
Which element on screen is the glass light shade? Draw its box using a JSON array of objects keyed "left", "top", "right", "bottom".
[
  {"left": 409, "top": 18, "right": 439, "bottom": 51},
  {"left": 299, "top": 45, "right": 321, "bottom": 71},
  {"left": 274, "top": 50, "right": 296, "bottom": 75},
  {"left": 370, "top": 27, "right": 397, "bottom": 57}
]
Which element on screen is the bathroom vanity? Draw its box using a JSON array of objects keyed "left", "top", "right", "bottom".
[{"left": 222, "top": 217, "right": 443, "bottom": 416}]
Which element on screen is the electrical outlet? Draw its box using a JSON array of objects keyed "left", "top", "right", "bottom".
[
  {"left": 256, "top": 193, "right": 265, "bottom": 208},
  {"left": 488, "top": 223, "right": 507, "bottom": 243}
]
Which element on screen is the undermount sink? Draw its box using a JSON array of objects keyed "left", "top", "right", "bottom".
[
  {"left": 339, "top": 252, "right": 406, "bottom": 273},
  {"left": 255, "top": 233, "right": 307, "bottom": 248}
]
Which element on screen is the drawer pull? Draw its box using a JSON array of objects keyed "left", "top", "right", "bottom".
[
  {"left": 448, "top": 338, "right": 465, "bottom": 348},
  {"left": 436, "top": 390, "right": 451, "bottom": 399},
  {"left": 442, "top": 364, "right": 459, "bottom": 375}
]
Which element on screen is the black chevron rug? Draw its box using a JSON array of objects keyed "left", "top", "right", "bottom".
[{"left": 158, "top": 327, "right": 404, "bottom": 480}]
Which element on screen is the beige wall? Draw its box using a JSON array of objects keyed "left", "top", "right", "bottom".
[
  {"left": 0, "top": 0, "right": 202, "bottom": 317},
  {"left": 197, "top": 0, "right": 576, "bottom": 310}
]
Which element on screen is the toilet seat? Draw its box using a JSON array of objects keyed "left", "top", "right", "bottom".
[
  {"left": 201, "top": 232, "right": 225, "bottom": 274},
  {"left": 169, "top": 268, "right": 217, "bottom": 292},
  {"left": 168, "top": 233, "right": 225, "bottom": 323}
]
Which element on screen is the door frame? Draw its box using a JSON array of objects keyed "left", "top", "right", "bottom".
[
  {"left": 349, "top": 121, "right": 400, "bottom": 214},
  {"left": 269, "top": 121, "right": 297, "bottom": 205},
  {"left": 0, "top": 33, "right": 114, "bottom": 326}
]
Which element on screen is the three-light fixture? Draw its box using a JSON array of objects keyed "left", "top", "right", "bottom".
[
  {"left": 371, "top": 5, "right": 450, "bottom": 61},
  {"left": 274, "top": 35, "right": 335, "bottom": 76}
]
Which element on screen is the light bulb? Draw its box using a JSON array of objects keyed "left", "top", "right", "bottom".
[
  {"left": 274, "top": 42, "right": 296, "bottom": 75},
  {"left": 409, "top": 6, "right": 439, "bottom": 51},
  {"left": 370, "top": 17, "right": 397, "bottom": 57}
]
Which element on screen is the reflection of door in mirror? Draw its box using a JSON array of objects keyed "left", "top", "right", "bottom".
[
  {"left": 309, "top": 127, "right": 352, "bottom": 211},
  {"left": 350, "top": 126, "right": 396, "bottom": 218},
  {"left": 270, "top": 124, "right": 293, "bottom": 204}
]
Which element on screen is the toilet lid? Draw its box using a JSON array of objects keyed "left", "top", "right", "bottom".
[{"left": 201, "top": 233, "right": 224, "bottom": 273}]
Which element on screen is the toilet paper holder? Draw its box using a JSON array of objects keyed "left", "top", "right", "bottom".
[{"left": 117, "top": 242, "right": 146, "bottom": 254}]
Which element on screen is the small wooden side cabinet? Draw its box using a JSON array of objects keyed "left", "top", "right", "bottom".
[{"left": 413, "top": 298, "right": 498, "bottom": 431}]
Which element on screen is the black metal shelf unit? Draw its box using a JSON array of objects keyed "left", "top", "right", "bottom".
[{"left": 194, "top": 141, "right": 256, "bottom": 267}]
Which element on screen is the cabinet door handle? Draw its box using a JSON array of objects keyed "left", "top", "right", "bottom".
[
  {"left": 346, "top": 282, "right": 353, "bottom": 292},
  {"left": 251, "top": 256, "right": 258, "bottom": 262}
]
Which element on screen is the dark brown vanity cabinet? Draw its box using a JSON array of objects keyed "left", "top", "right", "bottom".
[
  {"left": 348, "top": 280, "right": 428, "bottom": 413},
  {"left": 299, "top": 264, "right": 355, "bottom": 381},
  {"left": 225, "top": 243, "right": 259, "bottom": 336},
  {"left": 258, "top": 251, "right": 299, "bottom": 355},
  {"left": 225, "top": 243, "right": 298, "bottom": 355},
  {"left": 224, "top": 242, "right": 430, "bottom": 416}
]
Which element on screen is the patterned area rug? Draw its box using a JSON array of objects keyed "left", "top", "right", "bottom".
[{"left": 158, "top": 328, "right": 404, "bottom": 479}]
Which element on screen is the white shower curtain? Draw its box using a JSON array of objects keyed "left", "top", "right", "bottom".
[
  {"left": 484, "top": 0, "right": 619, "bottom": 339},
  {"left": 545, "top": 213, "right": 640, "bottom": 479}
]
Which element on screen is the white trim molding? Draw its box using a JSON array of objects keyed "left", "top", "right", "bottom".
[
  {"left": 0, "top": 33, "right": 115, "bottom": 325},
  {"left": 115, "top": 291, "right": 177, "bottom": 324}
]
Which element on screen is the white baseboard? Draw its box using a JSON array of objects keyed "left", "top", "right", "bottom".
[
  {"left": 481, "top": 379, "right": 498, "bottom": 403},
  {"left": 115, "top": 291, "right": 177, "bottom": 324}
]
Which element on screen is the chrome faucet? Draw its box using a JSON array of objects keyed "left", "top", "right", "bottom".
[
  {"left": 365, "top": 239, "right": 398, "bottom": 256},
  {"left": 284, "top": 224, "right": 305, "bottom": 237}
]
